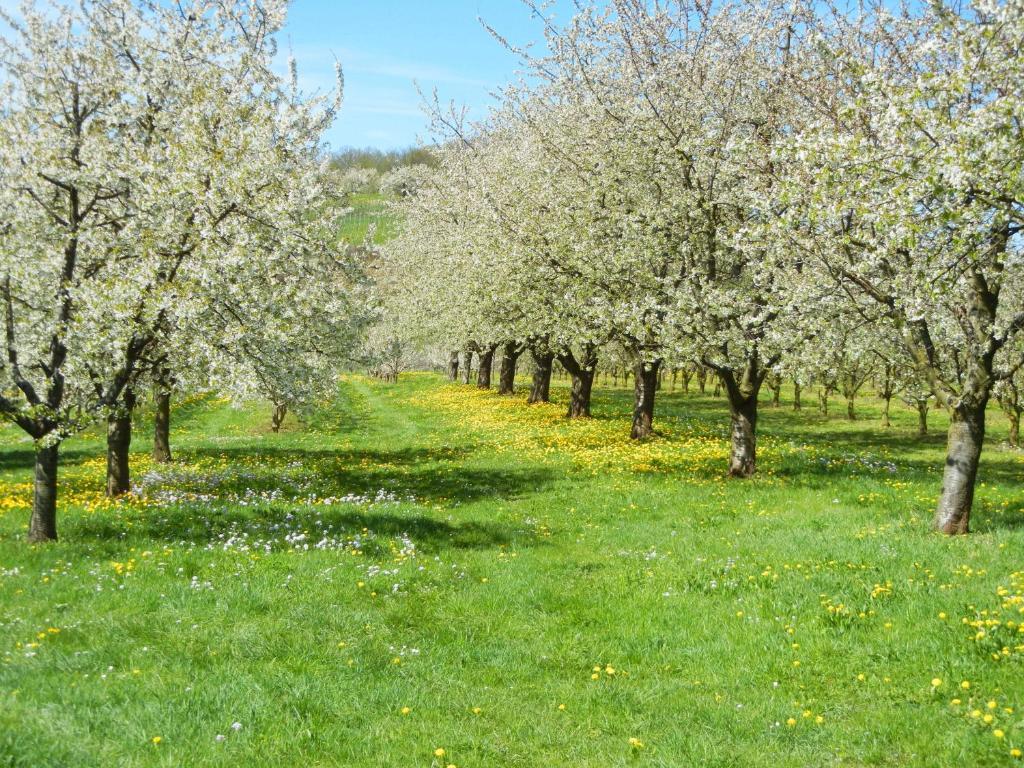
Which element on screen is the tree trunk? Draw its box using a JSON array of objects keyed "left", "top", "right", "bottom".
[
  {"left": 846, "top": 394, "right": 856, "bottom": 421},
  {"left": 719, "top": 357, "right": 766, "bottom": 478},
  {"left": 793, "top": 381, "right": 802, "bottom": 411},
  {"left": 28, "top": 443, "right": 59, "bottom": 543},
  {"left": 934, "top": 403, "right": 987, "bottom": 535},
  {"left": 446, "top": 351, "right": 460, "bottom": 382},
  {"left": 528, "top": 348, "right": 554, "bottom": 404},
  {"left": 818, "top": 388, "right": 829, "bottom": 416},
  {"left": 271, "top": 402, "right": 287, "bottom": 432},
  {"left": 769, "top": 377, "right": 781, "bottom": 407},
  {"left": 477, "top": 345, "right": 496, "bottom": 390},
  {"left": 558, "top": 345, "right": 597, "bottom": 418},
  {"left": 697, "top": 367, "right": 707, "bottom": 394},
  {"left": 461, "top": 349, "right": 473, "bottom": 385},
  {"left": 152, "top": 378, "right": 172, "bottom": 464},
  {"left": 916, "top": 400, "right": 929, "bottom": 436},
  {"left": 681, "top": 368, "right": 693, "bottom": 394},
  {"left": 630, "top": 359, "right": 661, "bottom": 439},
  {"left": 728, "top": 393, "right": 759, "bottom": 478},
  {"left": 1009, "top": 411, "right": 1020, "bottom": 448},
  {"left": 106, "top": 391, "right": 135, "bottom": 497},
  {"left": 498, "top": 341, "right": 521, "bottom": 395},
  {"left": 881, "top": 395, "right": 892, "bottom": 428}
]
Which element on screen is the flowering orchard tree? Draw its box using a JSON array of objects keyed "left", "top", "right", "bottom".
[
  {"left": 0, "top": 0, "right": 351, "bottom": 540},
  {"left": 490, "top": 0, "right": 825, "bottom": 465},
  {"left": 789, "top": 1, "right": 1024, "bottom": 533}
]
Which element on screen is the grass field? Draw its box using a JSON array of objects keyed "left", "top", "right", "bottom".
[
  {"left": 1, "top": 373, "right": 1022, "bottom": 767},
  {"left": 338, "top": 192, "right": 397, "bottom": 245}
]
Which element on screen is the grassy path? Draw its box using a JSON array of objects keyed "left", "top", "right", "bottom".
[{"left": 0, "top": 374, "right": 1022, "bottom": 766}]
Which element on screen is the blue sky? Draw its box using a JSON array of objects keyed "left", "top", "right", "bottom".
[{"left": 277, "top": 0, "right": 579, "bottom": 151}]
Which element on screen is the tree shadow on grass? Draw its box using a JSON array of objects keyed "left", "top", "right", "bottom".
[
  {"left": 0, "top": 445, "right": 98, "bottom": 473},
  {"left": 69, "top": 502, "right": 523, "bottom": 555},
  {"left": 971, "top": 500, "right": 1024, "bottom": 533},
  {"left": 163, "top": 444, "right": 520, "bottom": 504}
]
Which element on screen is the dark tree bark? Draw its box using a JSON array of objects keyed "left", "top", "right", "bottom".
[
  {"left": 1009, "top": 411, "right": 1020, "bottom": 449},
  {"left": 681, "top": 367, "right": 693, "bottom": 394},
  {"left": 106, "top": 389, "right": 136, "bottom": 497},
  {"left": 558, "top": 344, "right": 597, "bottom": 418},
  {"left": 528, "top": 344, "right": 554, "bottom": 404},
  {"left": 792, "top": 381, "right": 802, "bottom": 411},
  {"left": 498, "top": 340, "right": 522, "bottom": 395},
  {"left": 461, "top": 348, "right": 474, "bottom": 385},
  {"left": 477, "top": 344, "right": 497, "bottom": 390},
  {"left": 446, "top": 351, "right": 460, "bottom": 382},
  {"left": 712, "top": 356, "right": 768, "bottom": 478},
  {"left": 271, "top": 402, "right": 288, "bottom": 432},
  {"left": 153, "top": 390, "right": 172, "bottom": 463},
  {"left": 768, "top": 374, "right": 782, "bottom": 407},
  {"left": 935, "top": 402, "right": 988, "bottom": 535},
  {"left": 696, "top": 367, "right": 708, "bottom": 394},
  {"left": 630, "top": 359, "right": 661, "bottom": 439},
  {"left": 28, "top": 443, "right": 59, "bottom": 543}
]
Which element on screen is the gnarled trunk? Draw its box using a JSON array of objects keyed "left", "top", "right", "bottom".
[
  {"left": 916, "top": 400, "right": 929, "bottom": 436},
  {"left": 935, "top": 402, "right": 987, "bottom": 535},
  {"left": 498, "top": 341, "right": 521, "bottom": 395},
  {"left": 461, "top": 349, "right": 473, "bottom": 385},
  {"left": 768, "top": 375, "right": 782, "bottom": 407},
  {"left": 29, "top": 443, "right": 59, "bottom": 543},
  {"left": 793, "top": 381, "right": 802, "bottom": 411},
  {"left": 1009, "top": 411, "right": 1020, "bottom": 449},
  {"left": 477, "top": 345, "right": 497, "bottom": 390},
  {"left": 152, "top": 372, "right": 172, "bottom": 464},
  {"left": 446, "top": 351, "right": 460, "bottom": 382},
  {"left": 153, "top": 390, "right": 172, "bottom": 463},
  {"left": 106, "top": 390, "right": 136, "bottom": 497},
  {"left": 728, "top": 393, "right": 758, "bottom": 478},
  {"left": 718, "top": 357, "right": 766, "bottom": 479},
  {"left": 630, "top": 359, "right": 661, "bottom": 439},
  {"left": 271, "top": 402, "right": 288, "bottom": 432},
  {"left": 528, "top": 347, "right": 554, "bottom": 404},
  {"left": 558, "top": 344, "right": 597, "bottom": 418},
  {"left": 681, "top": 367, "right": 693, "bottom": 394}
]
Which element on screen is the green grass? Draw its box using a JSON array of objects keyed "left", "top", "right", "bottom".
[
  {"left": 1, "top": 373, "right": 1023, "bottom": 767},
  {"left": 338, "top": 192, "right": 397, "bottom": 245}
]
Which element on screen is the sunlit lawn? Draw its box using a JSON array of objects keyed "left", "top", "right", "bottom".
[{"left": 1, "top": 373, "right": 1022, "bottom": 767}]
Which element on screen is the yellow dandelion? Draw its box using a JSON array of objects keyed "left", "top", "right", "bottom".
[
  {"left": 434, "top": 748, "right": 446, "bottom": 758},
  {"left": 931, "top": 678, "right": 942, "bottom": 688}
]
